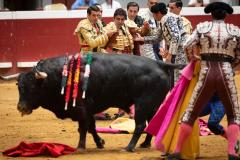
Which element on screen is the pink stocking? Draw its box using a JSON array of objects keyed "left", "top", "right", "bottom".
[
  {"left": 174, "top": 123, "right": 193, "bottom": 153},
  {"left": 227, "top": 124, "right": 239, "bottom": 156}
]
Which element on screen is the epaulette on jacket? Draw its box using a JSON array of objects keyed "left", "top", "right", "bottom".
[
  {"left": 79, "top": 20, "right": 93, "bottom": 32},
  {"left": 74, "top": 19, "right": 92, "bottom": 34},
  {"left": 181, "top": 16, "right": 191, "bottom": 25},
  {"left": 105, "top": 22, "right": 117, "bottom": 32},
  {"left": 227, "top": 23, "right": 240, "bottom": 37},
  {"left": 197, "top": 21, "right": 212, "bottom": 34}
]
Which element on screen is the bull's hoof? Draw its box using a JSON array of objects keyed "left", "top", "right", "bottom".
[
  {"left": 97, "top": 139, "right": 105, "bottom": 149},
  {"left": 76, "top": 146, "right": 86, "bottom": 153},
  {"left": 76, "top": 147, "right": 85, "bottom": 152},
  {"left": 124, "top": 146, "right": 135, "bottom": 152},
  {"left": 140, "top": 142, "right": 151, "bottom": 148}
]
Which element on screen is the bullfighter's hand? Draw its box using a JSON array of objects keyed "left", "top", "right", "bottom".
[
  {"left": 192, "top": 54, "right": 201, "bottom": 61},
  {"left": 129, "top": 27, "right": 137, "bottom": 35},
  {"left": 159, "top": 48, "right": 168, "bottom": 58},
  {"left": 164, "top": 53, "right": 172, "bottom": 62},
  {"left": 107, "top": 31, "right": 118, "bottom": 38},
  {"left": 134, "top": 33, "right": 144, "bottom": 42},
  {"left": 160, "top": 48, "right": 172, "bottom": 62},
  {"left": 143, "top": 21, "right": 150, "bottom": 30},
  {"left": 187, "top": 54, "right": 200, "bottom": 61}
]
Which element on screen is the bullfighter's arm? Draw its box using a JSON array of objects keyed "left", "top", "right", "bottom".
[
  {"left": 233, "top": 39, "right": 240, "bottom": 69},
  {"left": 143, "top": 28, "right": 163, "bottom": 44},
  {"left": 165, "top": 16, "right": 182, "bottom": 55},
  {"left": 80, "top": 27, "right": 109, "bottom": 48},
  {"left": 233, "top": 31, "right": 240, "bottom": 68},
  {"left": 183, "top": 29, "right": 200, "bottom": 60},
  {"left": 182, "top": 16, "right": 193, "bottom": 36}
]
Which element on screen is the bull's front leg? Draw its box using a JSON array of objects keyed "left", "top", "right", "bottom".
[
  {"left": 77, "top": 121, "right": 87, "bottom": 149},
  {"left": 140, "top": 116, "right": 153, "bottom": 148},
  {"left": 88, "top": 115, "right": 105, "bottom": 148},
  {"left": 125, "top": 105, "right": 149, "bottom": 152},
  {"left": 140, "top": 133, "right": 152, "bottom": 148},
  {"left": 125, "top": 121, "right": 146, "bottom": 152},
  {"left": 125, "top": 110, "right": 146, "bottom": 152}
]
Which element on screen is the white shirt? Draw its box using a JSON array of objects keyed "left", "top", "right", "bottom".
[
  {"left": 101, "top": 1, "right": 121, "bottom": 9},
  {"left": 188, "top": 0, "right": 209, "bottom": 6}
]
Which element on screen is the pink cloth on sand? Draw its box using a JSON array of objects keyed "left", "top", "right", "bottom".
[
  {"left": 198, "top": 119, "right": 213, "bottom": 136},
  {"left": 96, "top": 127, "right": 122, "bottom": 133}
]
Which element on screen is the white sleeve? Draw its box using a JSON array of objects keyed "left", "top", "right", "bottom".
[
  {"left": 203, "top": 0, "right": 210, "bottom": 5},
  {"left": 116, "top": 1, "right": 122, "bottom": 8},
  {"left": 188, "top": 0, "right": 196, "bottom": 5}
]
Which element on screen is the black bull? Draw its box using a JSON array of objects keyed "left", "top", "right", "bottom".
[{"left": 17, "top": 53, "right": 184, "bottom": 152}]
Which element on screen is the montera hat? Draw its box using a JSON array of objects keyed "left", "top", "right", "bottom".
[
  {"left": 151, "top": 3, "right": 167, "bottom": 14},
  {"left": 204, "top": 2, "right": 233, "bottom": 14},
  {"left": 169, "top": 0, "right": 182, "bottom": 3}
]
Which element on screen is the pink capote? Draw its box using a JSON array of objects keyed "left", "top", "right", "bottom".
[
  {"left": 145, "top": 61, "right": 195, "bottom": 150},
  {"left": 96, "top": 127, "right": 122, "bottom": 133}
]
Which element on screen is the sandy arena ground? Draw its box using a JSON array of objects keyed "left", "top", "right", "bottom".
[{"left": 0, "top": 74, "right": 239, "bottom": 160}]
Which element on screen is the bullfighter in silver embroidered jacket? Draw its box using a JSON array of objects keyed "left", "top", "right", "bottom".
[
  {"left": 136, "top": 3, "right": 188, "bottom": 87},
  {"left": 168, "top": 2, "right": 240, "bottom": 160},
  {"left": 139, "top": 0, "right": 161, "bottom": 60}
]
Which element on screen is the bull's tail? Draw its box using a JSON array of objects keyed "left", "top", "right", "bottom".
[{"left": 156, "top": 60, "right": 186, "bottom": 71}]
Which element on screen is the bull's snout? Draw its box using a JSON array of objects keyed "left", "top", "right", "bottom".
[{"left": 17, "top": 102, "right": 32, "bottom": 116}]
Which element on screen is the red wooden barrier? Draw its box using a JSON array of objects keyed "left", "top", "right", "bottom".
[{"left": 0, "top": 8, "right": 239, "bottom": 77}]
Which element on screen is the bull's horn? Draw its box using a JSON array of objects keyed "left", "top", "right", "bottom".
[
  {"left": 35, "top": 69, "right": 47, "bottom": 79},
  {"left": 0, "top": 73, "right": 20, "bottom": 80}
]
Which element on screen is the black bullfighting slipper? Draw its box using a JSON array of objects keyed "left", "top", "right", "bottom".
[
  {"left": 166, "top": 153, "right": 181, "bottom": 160},
  {"left": 235, "top": 140, "right": 240, "bottom": 156},
  {"left": 228, "top": 154, "right": 240, "bottom": 160},
  {"left": 160, "top": 152, "right": 168, "bottom": 158}
]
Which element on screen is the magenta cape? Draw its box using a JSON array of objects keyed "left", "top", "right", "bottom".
[{"left": 145, "top": 61, "right": 195, "bottom": 150}]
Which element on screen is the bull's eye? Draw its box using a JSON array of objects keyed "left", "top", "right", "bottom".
[{"left": 16, "top": 82, "right": 18, "bottom": 85}]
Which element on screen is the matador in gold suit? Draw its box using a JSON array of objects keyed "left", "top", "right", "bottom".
[
  {"left": 104, "top": 8, "right": 134, "bottom": 54},
  {"left": 74, "top": 6, "right": 109, "bottom": 53}
]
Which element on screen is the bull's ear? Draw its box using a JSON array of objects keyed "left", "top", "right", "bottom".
[
  {"left": 33, "top": 66, "right": 48, "bottom": 79},
  {"left": 35, "top": 71, "right": 48, "bottom": 79}
]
